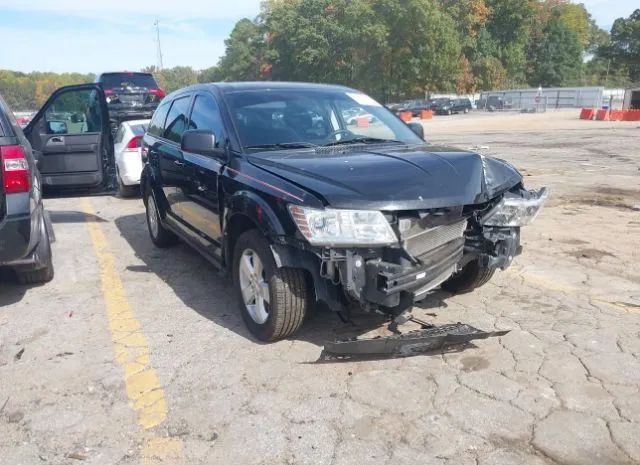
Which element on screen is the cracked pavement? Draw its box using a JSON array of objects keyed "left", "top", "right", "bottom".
[{"left": 1, "top": 110, "right": 639, "bottom": 464}]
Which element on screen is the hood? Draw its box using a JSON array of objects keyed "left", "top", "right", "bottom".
[{"left": 247, "top": 144, "right": 522, "bottom": 210}]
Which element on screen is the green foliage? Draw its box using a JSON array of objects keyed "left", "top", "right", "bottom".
[
  {"left": 528, "top": 12, "right": 583, "bottom": 87},
  {"left": 142, "top": 65, "right": 199, "bottom": 93},
  {"left": 216, "top": 18, "right": 268, "bottom": 81},
  {"left": 607, "top": 9, "right": 640, "bottom": 82},
  {"left": 1, "top": 2, "right": 638, "bottom": 111},
  {"left": 0, "top": 70, "right": 94, "bottom": 111}
]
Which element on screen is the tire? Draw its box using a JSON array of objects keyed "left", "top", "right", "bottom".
[
  {"left": 447, "top": 109, "right": 452, "bottom": 115},
  {"left": 15, "top": 218, "right": 54, "bottom": 285},
  {"left": 145, "top": 191, "right": 178, "bottom": 248},
  {"left": 464, "top": 108, "right": 469, "bottom": 114},
  {"left": 233, "top": 229, "right": 308, "bottom": 341},
  {"left": 441, "top": 260, "right": 496, "bottom": 294},
  {"left": 117, "top": 170, "right": 139, "bottom": 198}
]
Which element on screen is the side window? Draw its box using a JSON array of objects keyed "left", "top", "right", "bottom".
[
  {"left": 163, "top": 96, "right": 191, "bottom": 143},
  {"left": 188, "top": 95, "right": 224, "bottom": 148},
  {"left": 147, "top": 101, "right": 171, "bottom": 137},
  {"left": 44, "top": 89, "right": 102, "bottom": 134}
]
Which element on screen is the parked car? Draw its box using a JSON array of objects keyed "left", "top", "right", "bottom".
[
  {"left": 0, "top": 93, "right": 54, "bottom": 283},
  {"left": 141, "top": 82, "right": 547, "bottom": 342},
  {"left": 23, "top": 84, "right": 115, "bottom": 193},
  {"left": 477, "top": 95, "right": 511, "bottom": 111},
  {"left": 113, "top": 119, "right": 149, "bottom": 197},
  {"left": 434, "top": 98, "right": 473, "bottom": 115},
  {"left": 96, "top": 72, "right": 165, "bottom": 125},
  {"left": 402, "top": 100, "right": 435, "bottom": 117},
  {"left": 343, "top": 108, "right": 377, "bottom": 125}
]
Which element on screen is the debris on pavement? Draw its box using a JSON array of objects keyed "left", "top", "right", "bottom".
[{"left": 319, "top": 323, "right": 509, "bottom": 361}]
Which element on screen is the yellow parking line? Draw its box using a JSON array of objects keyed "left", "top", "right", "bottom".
[{"left": 81, "top": 198, "right": 181, "bottom": 463}]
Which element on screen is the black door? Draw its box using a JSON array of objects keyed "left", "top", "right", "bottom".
[
  {"left": 175, "top": 93, "right": 226, "bottom": 257},
  {"left": 155, "top": 95, "right": 192, "bottom": 219},
  {"left": 23, "top": 84, "right": 113, "bottom": 192}
]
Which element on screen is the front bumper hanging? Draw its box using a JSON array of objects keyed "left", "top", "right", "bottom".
[{"left": 320, "top": 323, "right": 509, "bottom": 360}]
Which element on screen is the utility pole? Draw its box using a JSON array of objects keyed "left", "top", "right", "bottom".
[{"left": 154, "top": 19, "right": 164, "bottom": 71}]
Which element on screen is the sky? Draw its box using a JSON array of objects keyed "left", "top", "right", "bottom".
[{"left": 0, "top": 0, "right": 637, "bottom": 74}]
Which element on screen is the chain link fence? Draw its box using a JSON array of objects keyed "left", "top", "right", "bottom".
[{"left": 477, "top": 87, "right": 605, "bottom": 112}]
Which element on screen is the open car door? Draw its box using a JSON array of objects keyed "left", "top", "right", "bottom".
[{"left": 23, "top": 84, "right": 115, "bottom": 194}]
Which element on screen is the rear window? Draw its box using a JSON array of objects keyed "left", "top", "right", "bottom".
[
  {"left": 99, "top": 73, "right": 158, "bottom": 89},
  {"left": 130, "top": 124, "right": 148, "bottom": 136}
]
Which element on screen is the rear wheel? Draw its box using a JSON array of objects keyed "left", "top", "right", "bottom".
[
  {"left": 145, "top": 191, "right": 178, "bottom": 248},
  {"left": 233, "top": 230, "right": 308, "bottom": 341},
  {"left": 441, "top": 260, "right": 496, "bottom": 294},
  {"left": 117, "top": 171, "right": 138, "bottom": 198},
  {"left": 15, "top": 218, "right": 54, "bottom": 285}
]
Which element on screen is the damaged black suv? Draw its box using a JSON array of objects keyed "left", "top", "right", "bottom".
[{"left": 141, "top": 82, "right": 547, "bottom": 341}]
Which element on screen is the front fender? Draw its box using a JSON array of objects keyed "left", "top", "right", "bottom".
[{"left": 225, "top": 190, "right": 287, "bottom": 238}]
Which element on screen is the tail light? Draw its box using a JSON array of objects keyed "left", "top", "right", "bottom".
[
  {"left": 125, "top": 136, "right": 143, "bottom": 151},
  {"left": 104, "top": 89, "right": 114, "bottom": 96},
  {"left": 1, "top": 145, "right": 30, "bottom": 194},
  {"left": 149, "top": 88, "right": 166, "bottom": 99}
]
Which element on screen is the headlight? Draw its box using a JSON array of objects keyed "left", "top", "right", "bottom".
[
  {"left": 288, "top": 205, "right": 397, "bottom": 246},
  {"left": 482, "top": 187, "right": 549, "bottom": 227}
]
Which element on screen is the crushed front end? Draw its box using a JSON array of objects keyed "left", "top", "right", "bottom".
[{"left": 284, "top": 186, "right": 548, "bottom": 317}]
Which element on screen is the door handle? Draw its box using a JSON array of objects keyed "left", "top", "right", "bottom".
[
  {"left": 48, "top": 136, "right": 65, "bottom": 145},
  {"left": 173, "top": 160, "right": 184, "bottom": 166}
]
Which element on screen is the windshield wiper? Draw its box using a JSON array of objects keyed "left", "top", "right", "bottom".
[
  {"left": 323, "top": 137, "right": 405, "bottom": 147},
  {"left": 245, "top": 142, "right": 318, "bottom": 150}
]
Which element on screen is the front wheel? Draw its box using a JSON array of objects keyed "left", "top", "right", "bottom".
[
  {"left": 441, "top": 260, "right": 496, "bottom": 294},
  {"left": 233, "top": 230, "right": 308, "bottom": 341}
]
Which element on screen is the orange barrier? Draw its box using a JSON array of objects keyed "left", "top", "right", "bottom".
[
  {"left": 399, "top": 111, "right": 413, "bottom": 122},
  {"left": 583, "top": 108, "right": 640, "bottom": 122},
  {"left": 609, "top": 110, "right": 625, "bottom": 121},
  {"left": 356, "top": 116, "right": 370, "bottom": 128},
  {"left": 623, "top": 110, "right": 640, "bottom": 121},
  {"left": 420, "top": 110, "right": 433, "bottom": 120},
  {"left": 579, "top": 108, "right": 595, "bottom": 120}
]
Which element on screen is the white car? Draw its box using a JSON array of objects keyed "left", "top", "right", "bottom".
[{"left": 113, "top": 119, "right": 149, "bottom": 197}]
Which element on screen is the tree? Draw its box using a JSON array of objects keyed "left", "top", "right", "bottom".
[
  {"left": 528, "top": 12, "right": 583, "bottom": 87},
  {"left": 198, "top": 66, "right": 221, "bottom": 83},
  {"left": 607, "top": 9, "right": 640, "bottom": 82},
  {"left": 217, "top": 18, "right": 269, "bottom": 81},
  {"left": 484, "top": 0, "right": 533, "bottom": 85},
  {"left": 473, "top": 56, "right": 508, "bottom": 90}
]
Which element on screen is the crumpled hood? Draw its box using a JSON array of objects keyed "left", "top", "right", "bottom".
[{"left": 248, "top": 144, "right": 522, "bottom": 210}]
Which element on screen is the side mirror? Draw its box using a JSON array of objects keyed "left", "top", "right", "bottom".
[
  {"left": 181, "top": 130, "right": 222, "bottom": 157},
  {"left": 407, "top": 122, "right": 425, "bottom": 140},
  {"left": 48, "top": 121, "right": 68, "bottom": 134}
]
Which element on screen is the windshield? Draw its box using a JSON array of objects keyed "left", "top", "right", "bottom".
[
  {"left": 225, "top": 89, "right": 423, "bottom": 151},
  {"left": 99, "top": 73, "right": 157, "bottom": 89}
]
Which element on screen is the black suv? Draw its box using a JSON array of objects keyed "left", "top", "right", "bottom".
[
  {"left": 0, "top": 93, "right": 53, "bottom": 283},
  {"left": 434, "top": 98, "right": 473, "bottom": 115},
  {"left": 96, "top": 72, "right": 165, "bottom": 124},
  {"left": 141, "top": 82, "right": 547, "bottom": 341}
]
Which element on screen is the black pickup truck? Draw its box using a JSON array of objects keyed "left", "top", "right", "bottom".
[{"left": 140, "top": 82, "right": 547, "bottom": 342}]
